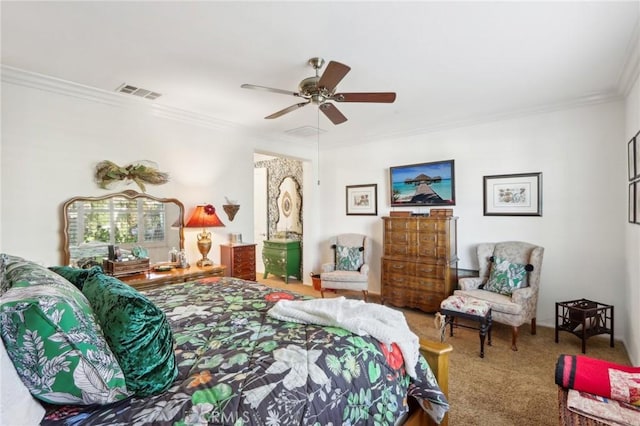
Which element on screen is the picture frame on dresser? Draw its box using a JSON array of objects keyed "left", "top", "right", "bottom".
[
  {"left": 483, "top": 172, "right": 542, "bottom": 216},
  {"left": 346, "top": 184, "right": 378, "bottom": 216}
]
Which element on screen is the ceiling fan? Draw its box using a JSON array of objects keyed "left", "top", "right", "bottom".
[{"left": 241, "top": 57, "right": 396, "bottom": 125}]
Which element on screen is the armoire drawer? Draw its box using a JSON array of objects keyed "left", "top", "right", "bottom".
[
  {"left": 414, "top": 262, "right": 445, "bottom": 279},
  {"left": 382, "top": 259, "right": 415, "bottom": 275},
  {"left": 382, "top": 285, "right": 442, "bottom": 312}
]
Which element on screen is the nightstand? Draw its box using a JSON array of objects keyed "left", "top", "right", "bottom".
[
  {"left": 220, "top": 243, "right": 256, "bottom": 281},
  {"left": 262, "top": 239, "right": 301, "bottom": 283}
]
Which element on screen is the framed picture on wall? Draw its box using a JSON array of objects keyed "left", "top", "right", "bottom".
[
  {"left": 483, "top": 172, "right": 542, "bottom": 216},
  {"left": 636, "top": 181, "right": 640, "bottom": 225},
  {"left": 629, "top": 136, "right": 636, "bottom": 181},
  {"left": 346, "top": 184, "right": 378, "bottom": 216},
  {"left": 630, "top": 182, "right": 636, "bottom": 224},
  {"left": 635, "top": 130, "right": 640, "bottom": 181}
]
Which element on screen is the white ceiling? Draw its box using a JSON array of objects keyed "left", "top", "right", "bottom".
[{"left": 2, "top": 1, "right": 639, "bottom": 148}]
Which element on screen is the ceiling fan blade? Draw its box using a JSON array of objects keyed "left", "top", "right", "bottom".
[
  {"left": 319, "top": 102, "right": 348, "bottom": 125},
  {"left": 333, "top": 92, "right": 396, "bottom": 103},
  {"left": 265, "top": 102, "right": 310, "bottom": 119},
  {"left": 317, "top": 61, "right": 351, "bottom": 92},
  {"left": 241, "top": 83, "right": 299, "bottom": 97}
]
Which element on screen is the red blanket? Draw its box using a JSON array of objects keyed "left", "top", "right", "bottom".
[{"left": 555, "top": 354, "right": 640, "bottom": 406}]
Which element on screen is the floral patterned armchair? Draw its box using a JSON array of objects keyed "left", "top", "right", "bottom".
[
  {"left": 320, "top": 234, "right": 371, "bottom": 301},
  {"left": 454, "top": 241, "right": 544, "bottom": 350}
]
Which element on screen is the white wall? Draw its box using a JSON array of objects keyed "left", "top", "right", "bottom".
[
  {"left": 1, "top": 69, "right": 635, "bottom": 358},
  {"left": 318, "top": 101, "right": 630, "bottom": 341},
  {"left": 0, "top": 74, "right": 316, "bottom": 271},
  {"left": 624, "top": 72, "right": 640, "bottom": 365}
]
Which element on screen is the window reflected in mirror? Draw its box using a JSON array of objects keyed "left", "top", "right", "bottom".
[{"left": 62, "top": 190, "right": 184, "bottom": 267}]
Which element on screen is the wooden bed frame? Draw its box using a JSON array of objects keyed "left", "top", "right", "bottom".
[{"left": 405, "top": 338, "right": 453, "bottom": 426}]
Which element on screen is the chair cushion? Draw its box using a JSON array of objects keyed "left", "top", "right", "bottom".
[
  {"left": 484, "top": 256, "right": 528, "bottom": 295},
  {"left": 321, "top": 270, "right": 367, "bottom": 283},
  {"left": 82, "top": 271, "right": 177, "bottom": 396},
  {"left": 0, "top": 261, "right": 129, "bottom": 405},
  {"left": 454, "top": 289, "right": 523, "bottom": 315},
  {"left": 335, "top": 244, "right": 363, "bottom": 271},
  {"left": 440, "top": 295, "right": 490, "bottom": 316}
]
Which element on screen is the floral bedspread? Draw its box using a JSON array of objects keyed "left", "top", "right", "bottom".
[{"left": 43, "top": 277, "right": 448, "bottom": 425}]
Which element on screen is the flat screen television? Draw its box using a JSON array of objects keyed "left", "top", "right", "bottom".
[{"left": 389, "top": 159, "right": 455, "bottom": 207}]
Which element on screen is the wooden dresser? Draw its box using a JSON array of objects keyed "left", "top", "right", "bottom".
[
  {"left": 381, "top": 216, "right": 458, "bottom": 313},
  {"left": 262, "top": 239, "right": 301, "bottom": 283},
  {"left": 220, "top": 243, "right": 257, "bottom": 281}
]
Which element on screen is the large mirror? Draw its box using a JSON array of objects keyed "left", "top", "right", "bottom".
[{"left": 62, "top": 190, "right": 184, "bottom": 266}]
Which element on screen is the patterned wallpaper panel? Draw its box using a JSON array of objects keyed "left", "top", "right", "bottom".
[{"left": 254, "top": 157, "right": 303, "bottom": 241}]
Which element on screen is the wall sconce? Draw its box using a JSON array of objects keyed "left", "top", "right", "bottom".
[
  {"left": 184, "top": 204, "right": 225, "bottom": 267},
  {"left": 223, "top": 204, "right": 240, "bottom": 221},
  {"left": 223, "top": 197, "right": 240, "bottom": 221}
]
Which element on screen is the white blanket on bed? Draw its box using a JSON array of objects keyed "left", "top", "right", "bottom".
[{"left": 267, "top": 297, "right": 420, "bottom": 378}]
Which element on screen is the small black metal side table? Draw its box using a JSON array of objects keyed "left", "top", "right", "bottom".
[{"left": 555, "top": 299, "right": 614, "bottom": 354}]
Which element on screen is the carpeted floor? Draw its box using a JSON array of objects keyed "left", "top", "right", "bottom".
[{"left": 257, "top": 276, "right": 632, "bottom": 426}]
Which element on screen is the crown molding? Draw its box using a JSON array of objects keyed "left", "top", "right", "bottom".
[
  {"left": 1, "top": 64, "right": 630, "bottom": 149},
  {"left": 617, "top": 17, "right": 640, "bottom": 96},
  {"left": 0, "top": 65, "right": 240, "bottom": 131},
  {"left": 326, "top": 90, "right": 623, "bottom": 149}
]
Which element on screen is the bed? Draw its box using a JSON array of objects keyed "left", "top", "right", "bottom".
[{"left": 1, "top": 258, "right": 451, "bottom": 426}]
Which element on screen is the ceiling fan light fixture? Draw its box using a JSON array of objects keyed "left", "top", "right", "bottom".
[{"left": 298, "top": 76, "right": 320, "bottom": 96}]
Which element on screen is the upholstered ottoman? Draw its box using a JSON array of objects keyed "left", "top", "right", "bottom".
[{"left": 440, "top": 295, "right": 492, "bottom": 358}]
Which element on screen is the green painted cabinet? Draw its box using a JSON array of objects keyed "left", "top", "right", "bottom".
[{"left": 262, "top": 239, "right": 301, "bottom": 283}]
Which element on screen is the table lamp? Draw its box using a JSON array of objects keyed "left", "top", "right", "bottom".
[{"left": 185, "top": 204, "right": 225, "bottom": 267}]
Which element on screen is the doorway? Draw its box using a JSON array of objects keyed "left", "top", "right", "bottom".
[
  {"left": 253, "top": 153, "right": 304, "bottom": 280},
  {"left": 253, "top": 166, "right": 268, "bottom": 274}
]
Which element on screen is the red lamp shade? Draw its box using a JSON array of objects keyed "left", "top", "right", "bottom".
[
  {"left": 185, "top": 204, "right": 225, "bottom": 229},
  {"left": 185, "top": 204, "right": 225, "bottom": 267}
]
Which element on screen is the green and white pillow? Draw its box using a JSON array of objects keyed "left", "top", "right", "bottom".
[
  {"left": 335, "top": 245, "right": 363, "bottom": 271},
  {"left": 484, "top": 257, "right": 529, "bottom": 296},
  {"left": 0, "top": 261, "right": 129, "bottom": 405},
  {"left": 1, "top": 253, "right": 25, "bottom": 295},
  {"left": 0, "top": 254, "right": 11, "bottom": 295}
]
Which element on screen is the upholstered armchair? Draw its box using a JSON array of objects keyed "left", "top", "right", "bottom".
[
  {"left": 454, "top": 241, "right": 544, "bottom": 351},
  {"left": 320, "top": 233, "right": 371, "bottom": 301}
]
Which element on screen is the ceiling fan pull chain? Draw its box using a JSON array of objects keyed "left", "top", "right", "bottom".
[{"left": 317, "top": 108, "right": 321, "bottom": 186}]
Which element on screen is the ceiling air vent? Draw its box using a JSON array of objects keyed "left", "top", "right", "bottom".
[
  {"left": 285, "top": 125, "right": 326, "bottom": 138},
  {"left": 115, "top": 83, "right": 162, "bottom": 100}
]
